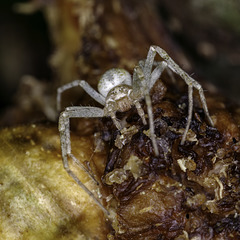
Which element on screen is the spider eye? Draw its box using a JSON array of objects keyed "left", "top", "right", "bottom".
[{"left": 98, "top": 68, "right": 132, "bottom": 97}]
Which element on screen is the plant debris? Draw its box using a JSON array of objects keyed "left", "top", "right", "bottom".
[{"left": 101, "top": 76, "right": 240, "bottom": 239}]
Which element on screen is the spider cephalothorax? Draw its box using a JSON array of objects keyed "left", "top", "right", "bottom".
[
  {"left": 57, "top": 45, "right": 214, "bottom": 215},
  {"left": 104, "top": 85, "right": 135, "bottom": 124}
]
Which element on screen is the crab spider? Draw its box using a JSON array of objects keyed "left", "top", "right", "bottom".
[{"left": 57, "top": 45, "right": 213, "bottom": 215}]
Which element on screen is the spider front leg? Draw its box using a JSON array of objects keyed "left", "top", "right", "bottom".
[
  {"left": 133, "top": 65, "right": 166, "bottom": 156},
  {"left": 59, "top": 106, "right": 109, "bottom": 215},
  {"left": 137, "top": 59, "right": 168, "bottom": 90},
  {"left": 145, "top": 45, "right": 214, "bottom": 145},
  {"left": 57, "top": 80, "right": 105, "bottom": 112},
  {"left": 133, "top": 60, "right": 170, "bottom": 156}
]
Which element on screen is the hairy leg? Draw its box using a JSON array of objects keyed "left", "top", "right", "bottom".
[
  {"left": 133, "top": 99, "right": 147, "bottom": 125},
  {"left": 133, "top": 65, "right": 159, "bottom": 156},
  {"left": 57, "top": 80, "right": 105, "bottom": 112},
  {"left": 59, "top": 106, "right": 109, "bottom": 215},
  {"left": 181, "top": 84, "right": 193, "bottom": 144}
]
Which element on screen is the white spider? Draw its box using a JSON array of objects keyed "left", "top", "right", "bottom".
[{"left": 57, "top": 45, "right": 214, "bottom": 215}]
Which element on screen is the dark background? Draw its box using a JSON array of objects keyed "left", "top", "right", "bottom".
[{"left": 0, "top": 0, "right": 51, "bottom": 115}]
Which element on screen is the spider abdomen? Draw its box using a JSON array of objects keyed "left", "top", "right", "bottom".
[{"left": 98, "top": 68, "right": 132, "bottom": 97}]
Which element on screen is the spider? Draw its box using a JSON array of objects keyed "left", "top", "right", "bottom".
[{"left": 57, "top": 45, "right": 214, "bottom": 215}]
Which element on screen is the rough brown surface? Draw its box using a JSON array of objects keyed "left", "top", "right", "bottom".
[
  {"left": 1, "top": 0, "right": 240, "bottom": 239},
  {"left": 101, "top": 76, "right": 240, "bottom": 239}
]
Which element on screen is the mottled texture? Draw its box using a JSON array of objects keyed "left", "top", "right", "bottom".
[
  {"left": 102, "top": 77, "right": 240, "bottom": 239},
  {"left": 0, "top": 125, "right": 109, "bottom": 239}
]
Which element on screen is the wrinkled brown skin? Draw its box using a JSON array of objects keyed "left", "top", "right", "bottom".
[{"left": 102, "top": 78, "right": 240, "bottom": 239}]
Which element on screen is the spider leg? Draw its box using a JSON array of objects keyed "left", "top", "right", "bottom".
[
  {"left": 149, "top": 61, "right": 168, "bottom": 89},
  {"left": 59, "top": 106, "right": 109, "bottom": 215},
  {"left": 145, "top": 45, "right": 214, "bottom": 144},
  {"left": 139, "top": 59, "right": 177, "bottom": 86},
  {"left": 108, "top": 111, "right": 122, "bottom": 130},
  {"left": 132, "top": 99, "right": 147, "bottom": 125},
  {"left": 181, "top": 84, "right": 193, "bottom": 144},
  {"left": 133, "top": 66, "right": 159, "bottom": 156},
  {"left": 57, "top": 80, "right": 105, "bottom": 112},
  {"left": 133, "top": 60, "right": 169, "bottom": 156}
]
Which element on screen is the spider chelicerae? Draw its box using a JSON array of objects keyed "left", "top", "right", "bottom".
[{"left": 57, "top": 45, "right": 214, "bottom": 215}]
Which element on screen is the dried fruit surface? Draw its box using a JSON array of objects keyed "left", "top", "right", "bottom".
[{"left": 103, "top": 78, "right": 240, "bottom": 239}]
